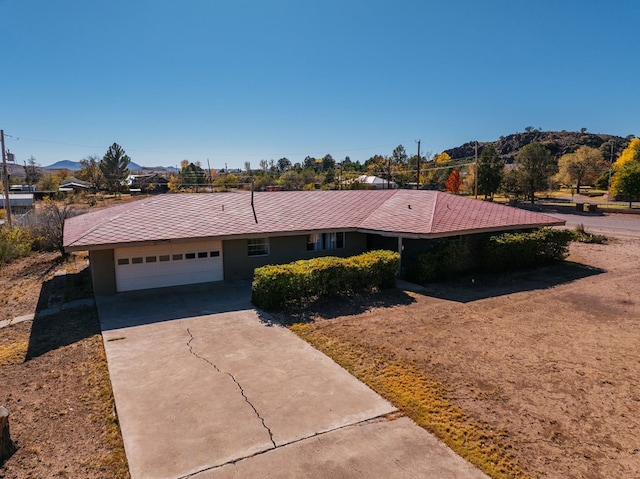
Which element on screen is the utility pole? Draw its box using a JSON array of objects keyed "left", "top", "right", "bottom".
[
  {"left": 608, "top": 141, "right": 615, "bottom": 192},
  {"left": 416, "top": 140, "right": 421, "bottom": 190},
  {"left": 474, "top": 141, "right": 479, "bottom": 199},
  {"left": 1, "top": 130, "right": 12, "bottom": 228},
  {"left": 207, "top": 158, "right": 212, "bottom": 191}
]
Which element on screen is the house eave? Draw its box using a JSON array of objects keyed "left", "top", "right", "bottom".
[{"left": 64, "top": 227, "right": 363, "bottom": 252}]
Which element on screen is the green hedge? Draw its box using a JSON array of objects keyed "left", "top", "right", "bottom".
[
  {"left": 408, "top": 228, "right": 574, "bottom": 284},
  {"left": 481, "top": 228, "right": 574, "bottom": 272},
  {"left": 252, "top": 250, "right": 400, "bottom": 310},
  {"left": 408, "top": 240, "right": 472, "bottom": 283}
]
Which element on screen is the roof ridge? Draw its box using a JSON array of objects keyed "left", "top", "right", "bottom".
[
  {"left": 356, "top": 190, "right": 397, "bottom": 228},
  {"left": 427, "top": 190, "right": 439, "bottom": 233},
  {"left": 66, "top": 197, "right": 156, "bottom": 248}
]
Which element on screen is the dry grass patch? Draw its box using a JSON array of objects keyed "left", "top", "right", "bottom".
[
  {"left": 291, "top": 323, "right": 529, "bottom": 479},
  {"left": 1, "top": 252, "right": 129, "bottom": 478}
]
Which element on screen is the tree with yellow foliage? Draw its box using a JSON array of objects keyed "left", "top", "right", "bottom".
[
  {"left": 556, "top": 146, "right": 606, "bottom": 194},
  {"left": 611, "top": 138, "right": 640, "bottom": 201},
  {"left": 612, "top": 137, "right": 640, "bottom": 169}
]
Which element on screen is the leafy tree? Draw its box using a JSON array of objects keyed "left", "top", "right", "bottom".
[
  {"left": 277, "top": 157, "right": 291, "bottom": 173},
  {"left": 78, "top": 155, "right": 104, "bottom": 189},
  {"left": 476, "top": 145, "right": 504, "bottom": 199},
  {"left": 611, "top": 163, "right": 640, "bottom": 207},
  {"left": 391, "top": 145, "right": 408, "bottom": 166},
  {"left": 433, "top": 152, "right": 452, "bottom": 164},
  {"left": 515, "top": 142, "right": 557, "bottom": 202},
  {"left": 23, "top": 156, "right": 42, "bottom": 189},
  {"left": 100, "top": 143, "right": 131, "bottom": 195},
  {"left": 322, "top": 154, "right": 335, "bottom": 171},
  {"left": 501, "top": 168, "right": 527, "bottom": 201},
  {"left": 278, "top": 170, "right": 304, "bottom": 190},
  {"left": 365, "top": 154, "right": 387, "bottom": 174},
  {"left": 303, "top": 156, "right": 317, "bottom": 170},
  {"left": 423, "top": 152, "right": 452, "bottom": 188},
  {"left": 179, "top": 161, "right": 208, "bottom": 191},
  {"left": 599, "top": 139, "right": 625, "bottom": 162},
  {"left": 555, "top": 146, "right": 606, "bottom": 193},
  {"left": 445, "top": 168, "right": 461, "bottom": 193},
  {"left": 213, "top": 172, "right": 238, "bottom": 190},
  {"left": 612, "top": 137, "right": 640, "bottom": 170},
  {"left": 38, "top": 168, "right": 72, "bottom": 191},
  {"left": 609, "top": 138, "right": 640, "bottom": 198},
  {"left": 37, "top": 174, "right": 59, "bottom": 191}
]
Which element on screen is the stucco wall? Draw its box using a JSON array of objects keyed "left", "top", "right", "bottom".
[
  {"left": 89, "top": 249, "right": 116, "bottom": 296},
  {"left": 223, "top": 232, "right": 368, "bottom": 280}
]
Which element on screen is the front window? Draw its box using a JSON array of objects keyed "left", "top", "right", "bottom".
[
  {"left": 307, "top": 232, "right": 345, "bottom": 251},
  {"left": 248, "top": 238, "right": 270, "bottom": 256}
]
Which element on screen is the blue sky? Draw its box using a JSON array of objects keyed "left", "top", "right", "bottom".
[{"left": 2, "top": 0, "right": 639, "bottom": 169}]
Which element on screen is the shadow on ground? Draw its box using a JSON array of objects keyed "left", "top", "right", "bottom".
[
  {"left": 419, "top": 261, "right": 605, "bottom": 303},
  {"left": 97, "top": 280, "right": 254, "bottom": 331},
  {"left": 265, "top": 288, "right": 417, "bottom": 325},
  {"left": 26, "top": 269, "right": 99, "bottom": 360}
]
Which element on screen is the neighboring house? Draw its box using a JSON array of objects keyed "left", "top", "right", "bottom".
[
  {"left": 0, "top": 193, "right": 34, "bottom": 212},
  {"left": 63, "top": 190, "right": 564, "bottom": 295},
  {"left": 343, "top": 175, "right": 397, "bottom": 190},
  {"left": 127, "top": 173, "right": 170, "bottom": 193},
  {"left": 58, "top": 177, "right": 95, "bottom": 192}
]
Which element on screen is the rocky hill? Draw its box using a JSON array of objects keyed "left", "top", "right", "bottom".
[{"left": 444, "top": 129, "right": 633, "bottom": 163}]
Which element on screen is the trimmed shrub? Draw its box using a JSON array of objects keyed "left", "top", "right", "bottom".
[
  {"left": 0, "top": 226, "right": 34, "bottom": 265},
  {"left": 252, "top": 250, "right": 399, "bottom": 310},
  {"left": 481, "top": 228, "right": 574, "bottom": 272},
  {"left": 407, "top": 228, "right": 574, "bottom": 284},
  {"left": 408, "top": 240, "right": 472, "bottom": 283}
]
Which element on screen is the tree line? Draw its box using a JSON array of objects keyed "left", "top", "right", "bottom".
[{"left": 12, "top": 138, "right": 640, "bottom": 204}]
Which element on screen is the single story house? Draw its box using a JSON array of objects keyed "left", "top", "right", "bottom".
[
  {"left": 63, "top": 190, "right": 564, "bottom": 295},
  {"left": 127, "top": 173, "right": 170, "bottom": 193},
  {"left": 59, "top": 177, "right": 95, "bottom": 193}
]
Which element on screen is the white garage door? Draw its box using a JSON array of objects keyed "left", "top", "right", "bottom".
[{"left": 114, "top": 241, "right": 223, "bottom": 292}]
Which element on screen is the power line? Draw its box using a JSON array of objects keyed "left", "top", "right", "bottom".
[{"left": 4, "top": 133, "right": 417, "bottom": 161}]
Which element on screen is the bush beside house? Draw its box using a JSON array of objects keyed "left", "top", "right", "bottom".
[
  {"left": 407, "top": 228, "right": 575, "bottom": 283},
  {"left": 252, "top": 250, "right": 400, "bottom": 310}
]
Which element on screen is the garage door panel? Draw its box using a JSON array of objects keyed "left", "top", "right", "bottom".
[{"left": 115, "top": 241, "right": 223, "bottom": 292}]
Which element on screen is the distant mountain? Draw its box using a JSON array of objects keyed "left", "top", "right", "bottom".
[
  {"left": 444, "top": 130, "right": 633, "bottom": 163},
  {"left": 128, "top": 162, "right": 144, "bottom": 171},
  {"left": 44, "top": 160, "right": 81, "bottom": 170}
]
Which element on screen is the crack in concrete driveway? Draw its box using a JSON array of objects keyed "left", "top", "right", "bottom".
[
  {"left": 186, "top": 327, "right": 276, "bottom": 448},
  {"left": 97, "top": 283, "right": 490, "bottom": 479}
]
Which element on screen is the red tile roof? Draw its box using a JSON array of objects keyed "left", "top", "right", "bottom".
[{"left": 64, "top": 190, "right": 565, "bottom": 251}]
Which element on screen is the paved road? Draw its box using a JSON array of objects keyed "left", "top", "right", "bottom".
[
  {"left": 548, "top": 211, "right": 640, "bottom": 238},
  {"left": 97, "top": 282, "right": 489, "bottom": 479}
]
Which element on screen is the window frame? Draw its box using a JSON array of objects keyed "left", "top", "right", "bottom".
[
  {"left": 247, "top": 238, "right": 270, "bottom": 257},
  {"left": 306, "top": 232, "right": 345, "bottom": 251}
]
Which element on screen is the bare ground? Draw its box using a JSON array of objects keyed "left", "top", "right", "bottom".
[
  {"left": 280, "top": 237, "right": 640, "bottom": 479},
  {"left": 0, "top": 253, "right": 129, "bottom": 479},
  {"left": 2, "top": 232, "right": 640, "bottom": 478}
]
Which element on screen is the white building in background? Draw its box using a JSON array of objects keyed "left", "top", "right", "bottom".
[{"left": 342, "top": 175, "right": 397, "bottom": 190}]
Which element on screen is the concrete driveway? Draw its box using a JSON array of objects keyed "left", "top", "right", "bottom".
[{"left": 97, "top": 281, "right": 488, "bottom": 479}]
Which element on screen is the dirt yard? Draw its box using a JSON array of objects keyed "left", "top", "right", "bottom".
[
  {"left": 2, "top": 227, "right": 639, "bottom": 478},
  {"left": 0, "top": 253, "right": 129, "bottom": 479},
  {"left": 282, "top": 236, "right": 640, "bottom": 479}
]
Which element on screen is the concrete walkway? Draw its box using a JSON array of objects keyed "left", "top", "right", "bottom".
[{"left": 97, "top": 282, "right": 488, "bottom": 479}]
